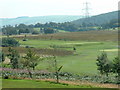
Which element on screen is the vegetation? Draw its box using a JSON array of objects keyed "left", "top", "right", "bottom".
[
  {"left": 2, "top": 79, "right": 95, "bottom": 88},
  {"left": 2, "top": 37, "right": 20, "bottom": 47},
  {"left": 20, "top": 49, "right": 42, "bottom": 78},
  {"left": 0, "top": 52, "right": 5, "bottom": 62},
  {"left": 52, "top": 56, "right": 63, "bottom": 83},
  {"left": 96, "top": 52, "right": 112, "bottom": 77},
  {"left": 113, "top": 57, "right": 120, "bottom": 84},
  {"left": 1, "top": 11, "right": 119, "bottom": 36},
  {"left": 7, "top": 47, "right": 20, "bottom": 69},
  {"left": 1, "top": 23, "right": 119, "bottom": 88}
]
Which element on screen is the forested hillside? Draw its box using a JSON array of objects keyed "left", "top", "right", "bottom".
[{"left": 72, "top": 11, "right": 118, "bottom": 26}]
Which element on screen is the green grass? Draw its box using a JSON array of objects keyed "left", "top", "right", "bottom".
[
  {"left": 18, "top": 39, "right": 118, "bottom": 74},
  {"left": 58, "top": 30, "right": 69, "bottom": 32},
  {"left": 3, "top": 30, "right": 118, "bottom": 74},
  {"left": 34, "top": 28, "right": 40, "bottom": 31},
  {"left": 2, "top": 79, "right": 94, "bottom": 88},
  {"left": 2, "top": 31, "right": 118, "bottom": 88}
]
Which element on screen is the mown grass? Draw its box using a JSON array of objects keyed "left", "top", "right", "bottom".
[
  {"left": 2, "top": 79, "right": 94, "bottom": 88},
  {"left": 35, "top": 41, "right": 118, "bottom": 74},
  {"left": 12, "top": 38, "right": 118, "bottom": 74}
]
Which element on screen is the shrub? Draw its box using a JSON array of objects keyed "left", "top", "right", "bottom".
[
  {"left": 22, "top": 38, "right": 28, "bottom": 41},
  {"left": 3, "top": 75, "right": 9, "bottom": 79},
  {"left": 2, "top": 37, "right": 20, "bottom": 47}
]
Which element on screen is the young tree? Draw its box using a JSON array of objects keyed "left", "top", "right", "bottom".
[
  {"left": 22, "top": 49, "right": 40, "bottom": 70},
  {"left": 21, "top": 49, "right": 41, "bottom": 78},
  {"left": 7, "top": 48, "right": 20, "bottom": 69},
  {"left": 53, "top": 56, "right": 63, "bottom": 83},
  {"left": 113, "top": 57, "right": 120, "bottom": 84},
  {"left": 96, "top": 52, "right": 111, "bottom": 77}
]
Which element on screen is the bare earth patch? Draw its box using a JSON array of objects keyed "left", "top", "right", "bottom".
[{"left": 38, "top": 78, "right": 119, "bottom": 88}]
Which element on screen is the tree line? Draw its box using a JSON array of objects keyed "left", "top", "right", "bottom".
[{"left": 1, "top": 18, "right": 119, "bottom": 36}]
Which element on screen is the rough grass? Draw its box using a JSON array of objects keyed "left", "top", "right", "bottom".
[
  {"left": 12, "top": 30, "right": 118, "bottom": 41},
  {"left": 2, "top": 47, "right": 73, "bottom": 56}
]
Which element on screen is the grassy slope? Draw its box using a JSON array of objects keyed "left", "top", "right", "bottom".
[
  {"left": 37, "top": 41, "right": 117, "bottom": 74},
  {"left": 3, "top": 30, "right": 118, "bottom": 74},
  {"left": 2, "top": 79, "right": 93, "bottom": 88}
]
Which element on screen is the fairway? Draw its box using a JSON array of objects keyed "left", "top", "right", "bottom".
[{"left": 14, "top": 36, "right": 117, "bottom": 74}]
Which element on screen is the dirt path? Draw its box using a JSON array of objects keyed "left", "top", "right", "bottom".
[{"left": 37, "top": 78, "right": 119, "bottom": 88}]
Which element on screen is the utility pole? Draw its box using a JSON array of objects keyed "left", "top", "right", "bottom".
[
  {"left": 82, "top": 2, "right": 91, "bottom": 30},
  {"left": 82, "top": 2, "right": 91, "bottom": 18}
]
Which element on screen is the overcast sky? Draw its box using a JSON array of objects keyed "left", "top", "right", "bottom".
[{"left": 0, "top": 0, "right": 119, "bottom": 18}]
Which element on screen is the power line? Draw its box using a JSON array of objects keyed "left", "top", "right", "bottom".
[{"left": 82, "top": 2, "right": 91, "bottom": 18}]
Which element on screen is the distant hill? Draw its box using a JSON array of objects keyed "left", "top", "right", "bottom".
[
  {"left": 71, "top": 11, "right": 118, "bottom": 26},
  {"left": 0, "top": 15, "right": 82, "bottom": 27}
]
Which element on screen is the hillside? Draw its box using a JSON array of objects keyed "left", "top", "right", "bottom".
[
  {"left": 0, "top": 15, "right": 82, "bottom": 27},
  {"left": 72, "top": 11, "right": 118, "bottom": 26}
]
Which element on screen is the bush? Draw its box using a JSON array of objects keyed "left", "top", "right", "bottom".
[
  {"left": 2, "top": 37, "right": 20, "bottom": 47},
  {"left": 25, "top": 46, "right": 30, "bottom": 48},
  {"left": 22, "top": 38, "right": 28, "bottom": 41},
  {"left": 3, "top": 75, "right": 9, "bottom": 79}
]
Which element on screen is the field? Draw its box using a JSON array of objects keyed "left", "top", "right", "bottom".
[
  {"left": 2, "top": 30, "right": 119, "bottom": 88},
  {"left": 18, "top": 40, "right": 117, "bottom": 74},
  {"left": 3, "top": 30, "right": 118, "bottom": 74}
]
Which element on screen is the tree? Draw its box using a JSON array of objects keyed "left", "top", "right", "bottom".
[
  {"left": 22, "top": 49, "right": 40, "bottom": 70},
  {"left": 44, "top": 28, "right": 55, "bottom": 34},
  {"left": 2, "top": 25, "right": 17, "bottom": 35},
  {"left": 7, "top": 48, "right": 20, "bottom": 69},
  {"left": 21, "top": 49, "right": 41, "bottom": 78},
  {"left": 2, "top": 37, "right": 20, "bottom": 47},
  {"left": 52, "top": 56, "right": 63, "bottom": 83},
  {"left": 96, "top": 52, "right": 111, "bottom": 77},
  {"left": 73, "top": 47, "right": 76, "bottom": 51},
  {"left": 113, "top": 57, "right": 120, "bottom": 84},
  {"left": 0, "top": 52, "right": 5, "bottom": 62}
]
